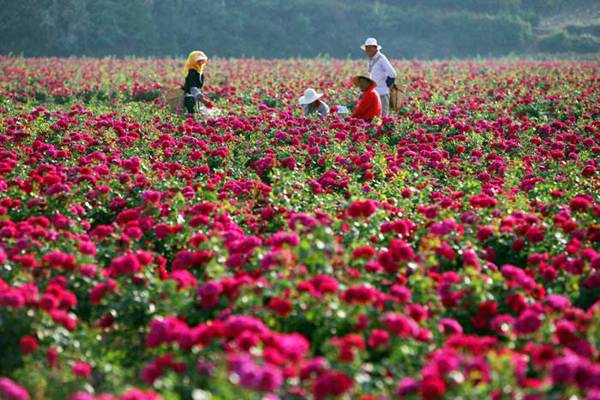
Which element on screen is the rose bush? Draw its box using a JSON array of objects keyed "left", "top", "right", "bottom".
[{"left": 0, "top": 56, "right": 599, "bottom": 399}]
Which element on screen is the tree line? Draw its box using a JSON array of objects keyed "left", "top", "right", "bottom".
[{"left": 0, "top": 0, "right": 598, "bottom": 59}]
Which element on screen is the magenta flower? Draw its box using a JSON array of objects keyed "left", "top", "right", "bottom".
[
  {"left": 368, "top": 329, "right": 390, "bottom": 349},
  {"left": 0, "top": 377, "right": 29, "bottom": 400},
  {"left": 109, "top": 254, "right": 141, "bottom": 276},
  {"left": 438, "top": 318, "right": 463, "bottom": 335},
  {"left": 72, "top": 361, "right": 92, "bottom": 378},
  {"left": 348, "top": 199, "right": 377, "bottom": 219},
  {"left": 514, "top": 310, "right": 542, "bottom": 335},
  {"left": 68, "top": 392, "right": 95, "bottom": 400},
  {"left": 550, "top": 356, "right": 580, "bottom": 384}
]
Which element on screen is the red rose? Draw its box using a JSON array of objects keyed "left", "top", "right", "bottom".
[
  {"left": 47, "top": 348, "right": 58, "bottom": 367},
  {"left": 367, "top": 329, "right": 390, "bottom": 349},
  {"left": 351, "top": 246, "right": 376, "bottom": 259},
  {"left": 269, "top": 297, "right": 292, "bottom": 317},
  {"left": 313, "top": 370, "right": 353, "bottom": 399},
  {"left": 525, "top": 226, "right": 544, "bottom": 243},
  {"left": 19, "top": 335, "right": 38, "bottom": 354},
  {"left": 420, "top": 375, "right": 446, "bottom": 399}
]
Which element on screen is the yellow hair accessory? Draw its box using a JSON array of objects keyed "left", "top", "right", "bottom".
[{"left": 183, "top": 51, "right": 207, "bottom": 75}]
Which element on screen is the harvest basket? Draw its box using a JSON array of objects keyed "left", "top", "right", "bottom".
[
  {"left": 164, "top": 87, "right": 184, "bottom": 113},
  {"left": 389, "top": 83, "right": 404, "bottom": 111}
]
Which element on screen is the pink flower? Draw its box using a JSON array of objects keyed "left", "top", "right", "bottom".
[
  {"left": 469, "top": 194, "right": 498, "bottom": 208},
  {"left": 141, "top": 190, "right": 161, "bottom": 204},
  {"left": 368, "top": 329, "right": 390, "bottom": 349},
  {"left": 222, "top": 315, "right": 268, "bottom": 339},
  {"left": 490, "top": 314, "right": 515, "bottom": 335},
  {"left": 72, "top": 361, "right": 92, "bottom": 378},
  {"left": 388, "top": 239, "right": 413, "bottom": 262},
  {"left": 348, "top": 199, "right": 377, "bottom": 218},
  {"left": 313, "top": 370, "right": 353, "bottom": 399},
  {"left": 267, "top": 232, "right": 300, "bottom": 248},
  {"left": 300, "top": 357, "right": 326, "bottom": 381},
  {"left": 586, "top": 272, "right": 600, "bottom": 289},
  {"left": 545, "top": 294, "right": 571, "bottom": 311},
  {"left": 154, "top": 223, "right": 173, "bottom": 239},
  {"left": 421, "top": 205, "right": 438, "bottom": 219},
  {"left": 569, "top": 196, "right": 592, "bottom": 212},
  {"left": 197, "top": 280, "right": 223, "bottom": 309},
  {"left": 141, "top": 362, "right": 163, "bottom": 385},
  {"left": 270, "top": 332, "right": 310, "bottom": 363},
  {"left": 39, "top": 294, "right": 59, "bottom": 311},
  {"left": 390, "top": 285, "right": 411, "bottom": 303},
  {"left": 167, "top": 270, "right": 197, "bottom": 289},
  {"left": 256, "top": 365, "right": 283, "bottom": 392},
  {"left": 269, "top": 297, "right": 292, "bottom": 317},
  {"left": 525, "top": 226, "right": 544, "bottom": 243},
  {"left": 122, "top": 156, "right": 141, "bottom": 173},
  {"left": 438, "top": 318, "right": 463, "bottom": 335},
  {"left": 227, "top": 354, "right": 283, "bottom": 392},
  {"left": 555, "top": 319, "right": 577, "bottom": 345},
  {"left": 396, "top": 377, "right": 419, "bottom": 397},
  {"left": 0, "top": 378, "right": 29, "bottom": 400},
  {"left": 476, "top": 226, "right": 494, "bottom": 242},
  {"left": 89, "top": 280, "right": 117, "bottom": 305},
  {"left": 79, "top": 241, "right": 96, "bottom": 256},
  {"left": 550, "top": 356, "right": 579, "bottom": 384},
  {"left": 120, "top": 388, "right": 162, "bottom": 400},
  {"left": 420, "top": 375, "right": 446, "bottom": 400},
  {"left": 69, "top": 393, "right": 95, "bottom": 400},
  {"left": 307, "top": 275, "right": 339, "bottom": 294},
  {"left": 383, "top": 312, "right": 414, "bottom": 338},
  {"left": 47, "top": 348, "right": 58, "bottom": 367},
  {"left": 109, "top": 254, "right": 141, "bottom": 276},
  {"left": 351, "top": 246, "right": 376, "bottom": 259},
  {"left": 514, "top": 310, "right": 542, "bottom": 334},
  {"left": 146, "top": 318, "right": 170, "bottom": 348},
  {"left": 342, "top": 285, "right": 376, "bottom": 305},
  {"left": 0, "top": 290, "right": 25, "bottom": 308}
]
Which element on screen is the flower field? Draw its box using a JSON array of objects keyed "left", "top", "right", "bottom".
[{"left": 0, "top": 56, "right": 599, "bottom": 400}]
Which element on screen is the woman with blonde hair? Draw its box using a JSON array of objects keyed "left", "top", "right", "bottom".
[{"left": 182, "top": 50, "right": 211, "bottom": 114}]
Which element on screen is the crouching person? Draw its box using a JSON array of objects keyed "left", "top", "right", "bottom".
[
  {"left": 299, "top": 88, "right": 329, "bottom": 118},
  {"left": 351, "top": 72, "right": 382, "bottom": 123},
  {"left": 182, "top": 50, "right": 211, "bottom": 115}
]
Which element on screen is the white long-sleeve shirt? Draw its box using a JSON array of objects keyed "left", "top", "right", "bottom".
[{"left": 366, "top": 51, "right": 396, "bottom": 96}]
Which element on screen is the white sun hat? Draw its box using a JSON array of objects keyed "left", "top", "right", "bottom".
[
  {"left": 361, "top": 37, "right": 381, "bottom": 51},
  {"left": 298, "top": 88, "right": 324, "bottom": 105}
]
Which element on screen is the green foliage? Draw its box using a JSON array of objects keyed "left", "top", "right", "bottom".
[
  {"left": 538, "top": 31, "right": 600, "bottom": 53},
  {"left": 0, "top": 0, "right": 598, "bottom": 58},
  {"left": 0, "top": 309, "right": 32, "bottom": 375}
]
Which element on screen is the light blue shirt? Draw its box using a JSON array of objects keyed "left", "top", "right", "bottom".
[{"left": 303, "top": 101, "right": 330, "bottom": 118}]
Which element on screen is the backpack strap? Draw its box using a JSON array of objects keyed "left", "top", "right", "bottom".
[{"left": 368, "top": 53, "right": 383, "bottom": 73}]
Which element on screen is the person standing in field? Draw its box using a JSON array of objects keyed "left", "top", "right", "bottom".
[
  {"left": 298, "top": 88, "right": 330, "bottom": 118},
  {"left": 182, "top": 50, "right": 212, "bottom": 114},
  {"left": 361, "top": 37, "right": 396, "bottom": 117},
  {"left": 351, "top": 72, "right": 382, "bottom": 122}
]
